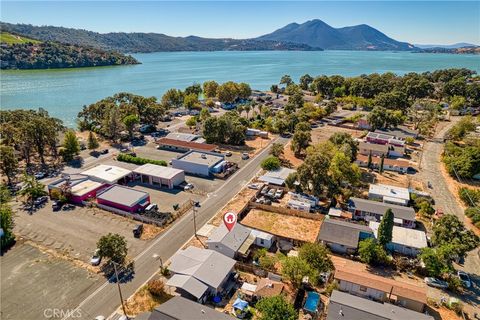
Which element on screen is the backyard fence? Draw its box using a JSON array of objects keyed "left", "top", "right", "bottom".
[{"left": 248, "top": 202, "right": 324, "bottom": 221}]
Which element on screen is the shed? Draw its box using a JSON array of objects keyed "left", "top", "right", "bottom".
[
  {"left": 250, "top": 229, "right": 274, "bottom": 249},
  {"left": 133, "top": 163, "right": 185, "bottom": 189}
]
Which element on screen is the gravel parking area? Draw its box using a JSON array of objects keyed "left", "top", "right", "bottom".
[
  {"left": 12, "top": 202, "right": 150, "bottom": 263},
  {"left": 1, "top": 242, "right": 102, "bottom": 320}
]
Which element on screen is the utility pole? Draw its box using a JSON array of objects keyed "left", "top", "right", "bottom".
[
  {"left": 191, "top": 200, "right": 201, "bottom": 237},
  {"left": 112, "top": 261, "right": 129, "bottom": 320}
]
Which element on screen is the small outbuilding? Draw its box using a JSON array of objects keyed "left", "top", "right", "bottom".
[
  {"left": 133, "top": 163, "right": 185, "bottom": 189},
  {"left": 259, "top": 167, "right": 296, "bottom": 186},
  {"left": 96, "top": 185, "right": 150, "bottom": 213}
]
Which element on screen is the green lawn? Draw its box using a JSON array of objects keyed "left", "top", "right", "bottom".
[{"left": 0, "top": 32, "right": 41, "bottom": 44}]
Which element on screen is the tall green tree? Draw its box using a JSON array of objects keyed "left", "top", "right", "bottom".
[
  {"left": 184, "top": 83, "right": 202, "bottom": 96},
  {"left": 18, "top": 174, "right": 47, "bottom": 208},
  {"left": 87, "top": 131, "right": 99, "bottom": 150},
  {"left": 0, "top": 204, "right": 15, "bottom": 249},
  {"left": 161, "top": 88, "right": 184, "bottom": 108},
  {"left": 0, "top": 145, "right": 18, "bottom": 185},
  {"left": 280, "top": 75, "right": 293, "bottom": 87},
  {"left": 123, "top": 114, "right": 139, "bottom": 140},
  {"left": 379, "top": 154, "right": 385, "bottom": 173},
  {"left": 202, "top": 81, "right": 219, "bottom": 98},
  {"left": 358, "top": 238, "right": 388, "bottom": 265},
  {"left": 184, "top": 93, "right": 200, "bottom": 110},
  {"left": 103, "top": 108, "right": 124, "bottom": 142},
  {"left": 270, "top": 143, "right": 284, "bottom": 158},
  {"left": 299, "top": 74, "right": 314, "bottom": 90},
  {"left": 62, "top": 130, "right": 80, "bottom": 162},
  {"left": 298, "top": 243, "right": 334, "bottom": 273},
  {"left": 97, "top": 233, "right": 128, "bottom": 265},
  {"left": 255, "top": 295, "right": 297, "bottom": 320},
  {"left": 261, "top": 156, "right": 281, "bottom": 171},
  {"left": 281, "top": 256, "right": 315, "bottom": 287},
  {"left": 432, "top": 214, "right": 479, "bottom": 259},
  {"left": 377, "top": 209, "right": 394, "bottom": 247}
]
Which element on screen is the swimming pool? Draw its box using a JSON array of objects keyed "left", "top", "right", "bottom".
[{"left": 303, "top": 291, "right": 320, "bottom": 313}]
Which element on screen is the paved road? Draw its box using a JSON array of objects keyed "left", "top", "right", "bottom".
[
  {"left": 62, "top": 137, "right": 288, "bottom": 320},
  {"left": 419, "top": 118, "right": 480, "bottom": 313}
]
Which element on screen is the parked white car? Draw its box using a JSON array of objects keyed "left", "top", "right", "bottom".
[{"left": 90, "top": 249, "right": 102, "bottom": 266}]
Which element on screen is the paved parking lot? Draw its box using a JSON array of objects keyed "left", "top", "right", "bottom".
[
  {"left": 1, "top": 242, "right": 102, "bottom": 320},
  {"left": 12, "top": 202, "right": 150, "bottom": 263}
]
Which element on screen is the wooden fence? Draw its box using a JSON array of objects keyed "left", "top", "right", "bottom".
[{"left": 248, "top": 202, "right": 324, "bottom": 221}]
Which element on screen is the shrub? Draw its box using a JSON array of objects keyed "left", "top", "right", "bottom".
[
  {"left": 117, "top": 153, "right": 167, "bottom": 166},
  {"left": 325, "top": 280, "right": 339, "bottom": 297},
  {"left": 147, "top": 279, "right": 165, "bottom": 297},
  {"left": 261, "top": 156, "right": 281, "bottom": 171},
  {"left": 458, "top": 187, "right": 480, "bottom": 206}
]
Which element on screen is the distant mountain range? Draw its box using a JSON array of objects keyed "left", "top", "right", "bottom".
[
  {"left": 415, "top": 42, "right": 479, "bottom": 49},
  {"left": 1, "top": 20, "right": 473, "bottom": 53},
  {"left": 0, "top": 22, "right": 320, "bottom": 53},
  {"left": 256, "top": 19, "right": 415, "bottom": 51}
]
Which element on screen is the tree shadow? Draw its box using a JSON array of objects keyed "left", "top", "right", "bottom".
[
  {"left": 102, "top": 260, "right": 136, "bottom": 283},
  {"left": 68, "top": 157, "right": 85, "bottom": 168}
]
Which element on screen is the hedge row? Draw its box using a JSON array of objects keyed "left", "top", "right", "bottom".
[{"left": 117, "top": 153, "right": 167, "bottom": 166}]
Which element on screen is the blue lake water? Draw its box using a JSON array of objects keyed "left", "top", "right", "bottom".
[{"left": 1, "top": 50, "right": 479, "bottom": 126}]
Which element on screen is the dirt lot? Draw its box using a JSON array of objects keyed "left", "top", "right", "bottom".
[
  {"left": 311, "top": 125, "right": 365, "bottom": 144},
  {"left": 1, "top": 242, "right": 102, "bottom": 320},
  {"left": 12, "top": 201, "right": 151, "bottom": 264}
]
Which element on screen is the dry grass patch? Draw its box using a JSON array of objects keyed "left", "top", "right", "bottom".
[{"left": 125, "top": 280, "right": 173, "bottom": 316}]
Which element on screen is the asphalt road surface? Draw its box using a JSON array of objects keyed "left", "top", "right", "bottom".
[{"left": 62, "top": 137, "right": 288, "bottom": 320}]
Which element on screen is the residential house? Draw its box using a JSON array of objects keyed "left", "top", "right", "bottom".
[
  {"left": 318, "top": 218, "right": 373, "bottom": 254},
  {"left": 366, "top": 132, "right": 405, "bottom": 147},
  {"left": 368, "top": 184, "right": 410, "bottom": 206},
  {"left": 334, "top": 268, "right": 428, "bottom": 312},
  {"left": 355, "top": 155, "right": 410, "bottom": 173},
  {"left": 369, "top": 221, "right": 427, "bottom": 256},
  {"left": 141, "top": 296, "right": 232, "bottom": 320},
  {"left": 166, "top": 246, "right": 236, "bottom": 302},
  {"left": 358, "top": 142, "right": 389, "bottom": 157},
  {"left": 206, "top": 223, "right": 255, "bottom": 259},
  {"left": 348, "top": 197, "right": 416, "bottom": 228},
  {"left": 327, "top": 290, "right": 433, "bottom": 320}
]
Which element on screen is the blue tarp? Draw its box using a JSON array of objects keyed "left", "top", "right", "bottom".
[{"left": 232, "top": 298, "right": 248, "bottom": 311}]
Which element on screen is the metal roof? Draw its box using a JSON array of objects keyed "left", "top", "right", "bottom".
[
  {"left": 81, "top": 165, "right": 132, "bottom": 184},
  {"left": 259, "top": 167, "right": 296, "bottom": 185},
  {"left": 319, "top": 218, "right": 373, "bottom": 248},
  {"left": 165, "top": 132, "right": 200, "bottom": 142},
  {"left": 207, "top": 223, "right": 252, "bottom": 252},
  {"left": 369, "top": 221, "right": 428, "bottom": 249},
  {"left": 368, "top": 184, "right": 410, "bottom": 201},
  {"left": 349, "top": 197, "right": 415, "bottom": 221},
  {"left": 169, "top": 246, "right": 236, "bottom": 289},
  {"left": 166, "top": 274, "right": 208, "bottom": 299},
  {"left": 327, "top": 290, "right": 433, "bottom": 320},
  {"left": 149, "top": 296, "right": 232, "bottom": 320},
  {"left": 133, "top": 163, "right": 184, "bottom": 180},
  {"left": 96, "top": 185, "right": 149, "bottom": 207},
  {"left": 176, "top": 151, "right": 224, "bottom": 167}
]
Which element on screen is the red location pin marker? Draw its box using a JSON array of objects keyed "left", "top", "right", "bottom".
[{"left": 223, "top": 212, "right": 237, "bottom": 232}]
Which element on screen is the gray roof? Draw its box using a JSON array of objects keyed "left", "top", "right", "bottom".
[
  {"left": 207, "top": 223, "right": 252, "bottom": 252},
  {"left": 149, "top": 296, "right": 232, "bottom": 320},
  {"left": 169, "top": 246, "right": 236, "bottom": 289},
  {"left": 327, "top": 290, "right": 433, "bottom": 320},
  {"left": 165, "top": 132, "right": 199, "bottom": 142},
  {"left": 359, "top": 141, "right": 389, "bottom": 153},
  {"left": 96, "top": 185, "right": 149, "bottom": 207},
  {"left": 375, "top": 126, "right": 418, "bottom": 139},
  {"left": 166, "top": 274, "right": 208, "bottom": 299},
  {"left": 319, "top": 219, "right": 373, "bottom": 248},
  {"left": 349, "top": 197, "right": 415, "bottom": 222},
  {"left": 259, "top": 167, "right": 296, "bottom": 185}
]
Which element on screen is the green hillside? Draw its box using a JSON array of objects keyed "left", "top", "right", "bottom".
[{"left": 0, "top": 31, "right": 40, "bottom": 44}]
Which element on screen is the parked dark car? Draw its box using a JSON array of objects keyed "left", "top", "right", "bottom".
[
  {"left": 133, "top": 224, "right": 144, "bottom": 238},
  {"left": 52, "top": 200, "right": 63, "bottom": 211},
  {"left": 62, "top": 204, "right": 75, "bottom": 211},
  {"left": 100, "top": 149, "right": 109, "bottom": 154}
]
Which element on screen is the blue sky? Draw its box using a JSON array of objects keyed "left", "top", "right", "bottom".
[{"left": 1, "top": 1, "right": 479, "bottom": 44}]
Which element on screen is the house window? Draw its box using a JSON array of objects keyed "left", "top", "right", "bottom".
[
  {"left": 359, "top": 286, "right": 367, "bottom": 292},
  {"left": 260, "top": 239, "right": 264, "bottom": 245}
]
